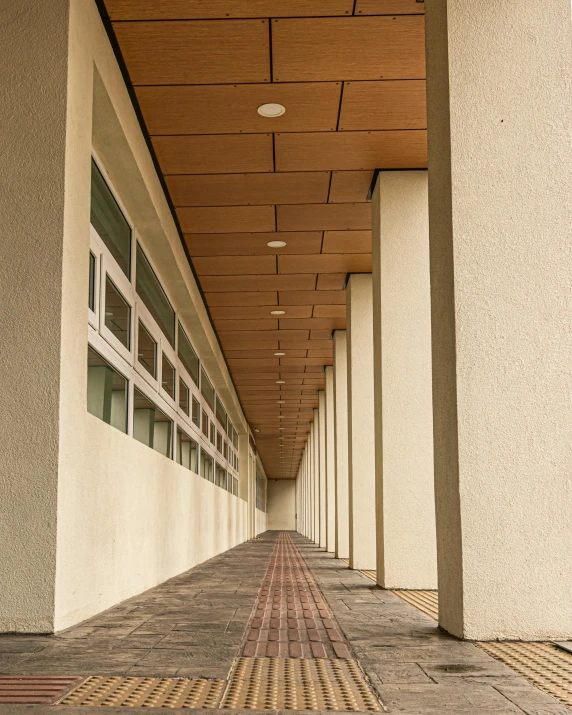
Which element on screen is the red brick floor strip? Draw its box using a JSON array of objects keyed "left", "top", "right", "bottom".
[
  {"left": 0, "top": 676, "right": 85, "bottom": 704},
  {"left": 241, "top": 532, "right": 351, "bottom": 658}
]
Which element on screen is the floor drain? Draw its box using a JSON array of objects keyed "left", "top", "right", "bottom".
[
  {"left": 58, "top": 676, "right": 225, "bottom": 708},
  {"left": 0, "top": 676, "right": 84, "bottom": 704},
  {"left": 221, "top": 657, "right": 383, "bottom": 711}
]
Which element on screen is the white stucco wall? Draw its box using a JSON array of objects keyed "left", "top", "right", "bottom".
[
  {"left": 256, "top": 509, "right": 268, "bottom": 536},
  {"left": 267, "top": 480, "right": 296, "bottom": 531}
]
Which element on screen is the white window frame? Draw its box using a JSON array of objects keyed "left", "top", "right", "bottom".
[{"left": 99, "top": 252, "right": 135, "bottom": 366}]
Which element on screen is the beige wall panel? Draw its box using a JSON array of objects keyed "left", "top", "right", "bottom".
[
  {"left": 200, "top": 274, "right": 316, "bottom": 291},
  {"left": 178, "top": 206, "right": 275, "bottom": 234},
  {"left": 328, "top": 172, "right": 373, "bottom": 203},
  {"left": 279, "top": 291, "right": 347, "bottom": 306},
  {"left": 114, "top": 20, "right": 270, "bottom": 84},
  {"left": 275, "top": 131, "right": 427, "bottom": 171},
  {"left": 194, "top": 255, "right": 276, "bottom": 276},
  {"left": 355, "top": 0, "right": 424, "bottom": 15},
  {"left": 340, "top": 80, "right": 426, "bottom": 131},
  {"left": 279, "top": 254, "right": 372, "bottom": 274},
  {"left": 267, "top": 480, "right": 296, "bottom": 530},
  {"left": 272, "top": 16, "right": 425, "bottom": 82},
  {"left": 186, "top": 232, "right": 322, "bottom": 256},
  {"left": 205, "top": 291, "right": 277, "bottom": 306},
  {"left": 153, "top": 134, "right": 273, "bottom": 175},
  {"left": 322, "top": 231, "right": 372, "bottom": 254},
  {"left": 277, "top": 203, "right": 372, "bottom": 231},
  {"left": 107, "top": 0, "right": 354, "bottom": 20},
  {"left": 137, "top": 84, "right": 341, "bottom": 135}
]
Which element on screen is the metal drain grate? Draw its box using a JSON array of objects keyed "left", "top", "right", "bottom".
[
  {"left": 221, "top": 657, "right": 383, "bottom": 711},
  {"left": 392, "top": 590, "right": 439, "bottom": 620},
  {"left": 0, "top": 676, "right": 84, "bottom": 704},
  {"left": 479, "top": 642, "right": 572, "bottom": 709},
  {"left": 58, "top": 676, "right": 225, "bottom": 708}
]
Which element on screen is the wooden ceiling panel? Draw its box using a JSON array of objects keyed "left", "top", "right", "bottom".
[
  {"left": 234, "top": 378, "right": 305, "bottom": 384},
  {"left": 177, "top": 206, "right": 275, "bottom": 233},
  {"left": 193, "top": 255, "right": 276, "bottom": 275},
  {"left": 277, "top": 203, "right": 371, "bottom": 232},
  {"left": 279, "top": 318, "right": 345, "bottom": 331},
  {"left": 137, "top": 84, "right": 341, "bottom": 135},
  {"left": 169, "top": 174, "right": 330, "bottom": 208},
  {"left": 218, "top": 329, "right": 309, "bottom": 342},
  {"left": 186, "top": 232, "right": 322, "bottom": 256},
  {"left": 204, "top": 292, "right": 277, "bottom": 306},
  {"left": 355, "top": 0, "right": 424, "bottom": 15},
  {"left": 316, "top": 274, "right": 347, "bottom": 290},
  {"left": 275, "top": 130, "right": 428, "bottom": 171},
  {"left": 107, "top": 1, "right": 354, "bottom": 20},
  {"left": 271, "top": 17, "right": 425, "bottom": 82},
  {"left": 278, "top": 341, "right": 333, "bottom": 350},
  {"left": 312, "top": 305, "right": 346, "bottom": 319},
  {"left": 211, "top": 306, "right": 312, "bottom": 320},
  {"left": 113, "top": 20, "right": 270, "bottom": 85},
  {"left": 227, "top": 358, "right": 279, "bottom": 367},
  {"left": 340, "top": 80, "right": 426, "bottom": 131},
  {"left": 307, "top": 349, "right": 334, "bottom": 357},
  {"left": 322, "top": 230, "right": 372, "bottom": 253},
  {"left": 215, "top": 319, "right": 278, "bottom": 331},
  {"left": 221, "top": 340, "right": 279, "bottom": 350},
  {"left": 200, "top": 274, "right": 316, "bottom": 291},
  {"left": 154, "top": 134, "right": 273, "bottom": 175},
  {"left": 278, "top": 291, "right": 346, "bottom": 305},
  {"left": 328, "top": 172, "right": 373, "bottom": 203},
  {"left": 278, "top": 254, "right": 372, "bottom": 274}
]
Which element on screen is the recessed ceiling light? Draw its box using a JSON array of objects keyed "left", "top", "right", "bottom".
[
  {"left": 267, "top": 240, "right": 287, "bottom": 248},
  {"left": 277, "top": 400, "right": 285, "bottom": 404},
  {"left": 276, "top": 380, "right": 285, "bottom": 384},
  {"left": 278, "top": 415, "right": 284, "bottom": 419},
  {"left": 274, "top": 352, "right": 285, "bottom": 356},
  {"left": 270, "top": 310, "right": 285, "bottom": 315},
  {"left": 279, "top": 427, "right": 285, "bottom": 430},
  {"left": 258, "top": 102, "right": 286, "bottom": 117}
]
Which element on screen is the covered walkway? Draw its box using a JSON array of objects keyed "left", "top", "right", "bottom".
[{"left": 0, "top": 532, "right": 566, "bottom": 714}]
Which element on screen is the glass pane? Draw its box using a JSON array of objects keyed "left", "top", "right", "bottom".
[
  {"left": 223, "top": 441, "right": 228, "bottom": 460},
  {"left": 233, "top": 478, "right": 238, "bottom": 496},
  {"left": 179, "top": 378, "right": 190, "bottom": 415},
  {"left": 105, "top": 276, "right": 131, "bottom": 349},
  {"left": 215, "top": 396, "right": 227, "bottom": 430},
  {"left": 200, "top": 367, "right": 215, "bottom": 410},
  {"left": 89, "top": 252, "right": 96, "bottom": 311},
  {"left": 137, "top": 321, "right": 156, "bottom": 378},
  {"left": 136, "top": 244, "right": 175, "bottom": 346},
  {"left": 192, "top": 397, "right": 200, "bottom": 427},
  {"left": 215, "top": 463, "right": 226, "bottom": 489},
  {"left": 133, "top": 387, "right": 172, "bottom": 458},
  {"left": 178, "top": 323, "right": 199, "bottom": 386},
  {"left": 90, "top": 160, "right": 131, "bottom": 277},
  {"left": 201, "top": 411, "right": 209, "bottom": 437},
  {"left": 162, "top": 353, "right": 175, "bottom": 399},
  {"left": 177, "top": 427, "right": 198, "bottom": 473},
  {"left": 210, "top": 422, "right": 216, "bottom": 445},
  {"left": 87, "top": 346, "right": 128, "bottom": 433},
  {"left": 200, "top": 450, "right": 213, "bottom": 482},
  {"left": 216, "top": 431, "right": 222, "bottom": 453}
]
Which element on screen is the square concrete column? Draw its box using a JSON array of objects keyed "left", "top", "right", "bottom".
[
  {"left": 313, "top": 414, "right": 320, "bottom": 544},
  {"left": 346, "top": 274, "right": 376, "bottom": 570},
  {"left": 318, "top": 391, "right": 327, "bottom": 548},
  {"left": 372, "top": 171, "right": 437, "bottom": 590},
  {"left": 324, "top": 366, "right": 336, "bottom": 553},
  {"left": 426, "top": 0, "right": 572, "bottom": 639},
  {"left": 333, "top": 331, "right": 349, "bottom": 559}
]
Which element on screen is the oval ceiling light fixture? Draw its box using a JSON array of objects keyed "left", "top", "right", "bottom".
[
  {"left": 270, "top": 310, "right": 285, "bottom": 315},
  {"left": 258, "top": 102, "right": 286, "bottom": 117},
  {"left": 274, "top": 351, "right": 285, "bottom": 356},
  {"left": 267, "top": 240, "right": 287, "bottom": 248},
  {"left": 276, "top": 380, "right": 285, "bottom": 384}
]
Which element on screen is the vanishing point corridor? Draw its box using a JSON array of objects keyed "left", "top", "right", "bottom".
[{"left": 1, "top": 532, "right": 569, "bottom": 714}]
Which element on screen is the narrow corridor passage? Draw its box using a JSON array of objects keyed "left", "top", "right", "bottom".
[{"left": 0, "top": 532, "right": 568, "bottom": 714}]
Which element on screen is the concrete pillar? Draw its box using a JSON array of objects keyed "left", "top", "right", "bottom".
[
  {"left": 372, "top": 171, "right": 437, "bottom": 589},
  {"left": 333, "top": 331, "right": 349, "bottom": 559},
  {"left": 318, "top": 391, "right": 327, "bottom": 548},
  {"left": 426, "top": 0, "right": 572, "bottom": 639},
  {"left": 312, "top": 412, "right": 320, "bottom": 544},
  {"left": 324, "top": 367, "right": 336, "bottom": 553},
  {"left": 346, "top": 274, "right": 376, "bottom": 570},
  {"left": 307, "top": 433, "right": 314, "bottom": 540}
]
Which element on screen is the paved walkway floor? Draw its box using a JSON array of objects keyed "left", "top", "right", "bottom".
[{"left": 0, "top": 531, "right": 568, "bottom": 714}]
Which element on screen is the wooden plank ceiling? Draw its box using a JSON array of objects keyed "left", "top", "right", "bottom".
[{"left": 103, "top": 0, "right": 427, "bottom": 479}]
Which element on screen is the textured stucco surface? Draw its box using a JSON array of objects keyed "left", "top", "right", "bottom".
[
  {"left": 324, "top": 366, "right": 336, "bottom": 553},
  {"left": 332, "top": 331, "right": 349, "bottom": 559},
  {"left": 267, "top": 480, "right": 296, "bottom": 531},
  {"left": 318, "top": 391, "right": 327, "bottom": 548},
  {"left": 426, "top": 0, "right": 572, "bottom": 638},
  {"left": 372, "top": 172, "right": 437, "bottom": 590},
  {"left": 313, "top": 412, "right": 320, "bottom": 544},
  {"left": 0, "top": 1, "right": 71, "bottom": 632},
  {"left": 346, "top": 275, "right": 376, "bottom": 571}
]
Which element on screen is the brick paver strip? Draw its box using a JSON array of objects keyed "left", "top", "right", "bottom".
[{"left": 240, "top": 532, "right": 351, "bottom": 658}]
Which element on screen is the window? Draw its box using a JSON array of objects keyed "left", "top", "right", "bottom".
[
  {"left": 215, "top": 396, "right": 227, "bottom": 431},
  {"left": 161, "top": 353, "right": 175, "bottom": 400},
  {"left": 90, "top": 159, "right": 131, "bottom": 278},
  {"left": 104, "top": 276, "right": 131, "bottom": 349},
  {"left": 133, "top": 387, "right": 172, "bottom": 458},
  {"left": 89, "top": 252, "right": 96, "bottom": 311},
  {"left": 215, "top": 463, "right": 227, "bottom": 489},
  {"left": 192, "top": 397, "right": 200, "bottom": 428},
  {"left": 87, "top": 346, "right": 127, "bottom": 433},
  {"left": 178, "top": 323, "right": 199, "bottom": 386},
  {"left": 210, "top": 422, "right": 216, "bottom": 445},
  {"left": 256, "top": 472, "right": 265, "bottom": 511},
  {"left": 201, "top": 367, "right": 215, "bottom": 410},
  {"left": 216, "top": 430, "right": 222, "bottom": 453},
  {"left": 136, "top": 243, "right": 175, "bottom": 347},
  {"left": 200, "top": 450, "right": 214, "bottom": 482},
  {"left": 233, "top": 477, "right": 239, "bottom": 496},
  {"left": 176, "top": 428, "right": 198, "bottom": 473},
  {"left": 138, "top": 321, "right": 156, "bottom": 378},
  {"left": 201, "top": 411, "right": 209, "bottom": 438},
  {"left": 223, "top": 441, "right": 228, "bottom": 461},
  {"left": 179, "top": 378, "right": 190, "bottom": 415}
]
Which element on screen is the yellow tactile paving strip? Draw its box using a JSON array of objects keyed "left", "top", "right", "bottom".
[
  {"left": 221, "top": 657, "right": 382, "bottom": 711},
  {"left": 392, "top": 589, "right": 439, "bottom": 620}
]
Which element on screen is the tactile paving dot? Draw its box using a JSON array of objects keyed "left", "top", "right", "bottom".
[
  {"left": 221, "top": 657, "right": 383, "bottom": 711},
  {"left": 57, "top": 676, "right": 225, "bottom": 708}
]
